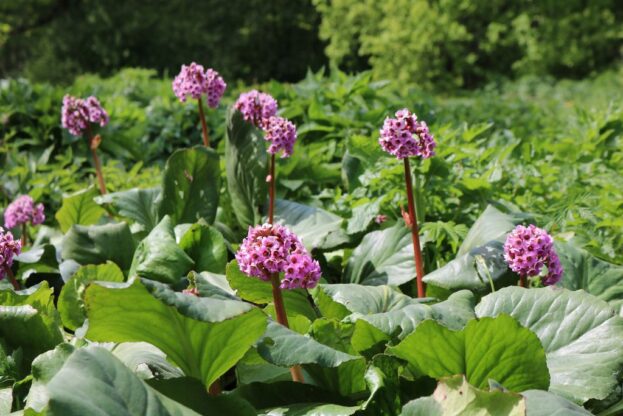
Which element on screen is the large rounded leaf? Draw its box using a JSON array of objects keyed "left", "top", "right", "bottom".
[
  {"left": 84, "top": 279, "right": 266, "bottom": 387},
  {"left": 129, "top": 216, "right": 194, "bottom": 283},
  {"left": 389, "top": 314, "right": 550, "bottom": 392},
  {"left": 55, "top": 187, "right": 105, "bottom": 233},
  {"left": 343, "top": 223, "right": 416, "bottom": 285},
  {"left": 95, "top": 187, "right": 160, "bottom": 234},
  {"left": 225, "top": 108, "right": 268, "bottom": 228},
  {"left": 61, "top": 222, "right": 136, "bottom": 271},
  {"left": 158, "top": 147, "right": 220, "bottom": 225},
  {"left": 475, "top": 287, "right": 623, "bottom": 403},
  {"left": 179, "top": 222, "right": 227, "bottom": 274}
]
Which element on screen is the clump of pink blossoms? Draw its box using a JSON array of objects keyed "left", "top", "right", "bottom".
[
  {"left": 61, "top": 95, "right": 109, "bottom": 136},
  {"left": 172, "top": 62, "right": 226, "bottom": 107},
  {"left": 0, "top": 227, "right": 21, "bottom": 279},
  {"left": 503, "top": 224, "right": 563, "bottom": 286},
  {"left": 379, "top": 108, "right": 436, "bottom": 160},
  {"left": 236, "top": 224, "right": 321, "bottom": 289},
  {"left": 4, "top": 195, "right": 45, "bottom": 229},
  {"left": 263, "top": 116, "right": 297, "bottom": 158},
  {"left": 234, "top": 90, "right": 278, "bottom": 128}
]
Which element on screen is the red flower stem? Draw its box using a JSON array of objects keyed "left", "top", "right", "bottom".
[
  {"left": 268, "top": 153, "right": 276, "bottom": 225},
  {"left": 270, "top": 273, "right": 305, "bottom": 383},
  {"left": 197, "top": 98, "right": 210, "bottom": 147},
  {"left": 519, "top": 275, "right": 527, "bottom": 288},
  {"left": 21, "top": 223, "right": 27, "bottom": 247},
  {"left": 404, "top": 158, "right": 425, "bottom": 298},
  {"left": 90, "top": 145, "right": 107, "bottom": 195},
  {"left": 4, "top": 266, "right": 20, "bottom": 291},
  {"left": 207, "top": 380, "right": 222, "bottom": 396}
]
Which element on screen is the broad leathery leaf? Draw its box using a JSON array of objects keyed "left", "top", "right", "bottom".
[
  {"left": 112, "top": 342, "right": 184, "bottom": 380},
  {"left": 129, "top": 215, "right": 194, "bottom": 284},
  {"left": 95, "top": 187, "right": 160, "bottom": 234},
  {"left": 274, "top": 199, "right": 349, "bottom": 251},
  {"left": 57, "top": 261, "right": 125, "bottom": 330},
  {"left": 158, "top": 146, "right": 220, "bottom": 225},
  {"left": 476, "top": 287, "right": 623, "bottom": 403},
  {"left": 225, "top": 108, "right": 268, "bottom": 228},
  {"left": 179, "top": 222, "right": 227, "bottom": 274},
  {"left": 25, "top": 343, "right": 76, "bottom": 413},
  {"left": 61, "top": 222, "right": 136, "bottom": 271},
  {"left": 0, "top": 282, "right": 63, "bottom": 364},
  {"left": 55, "top": 186, "right": 105, "bottom": 233},
  {"left": 43, "top": 347, "right": 200, "bottom": 416},
  {"left": 84, "top": 278, "right": 266, "bottom": 387},
  {"left": 343, "top": 223, "right": 418, "bottom": 285},
  {"left": 400, "top": 375, "right": 525, "bottom": 416},
  {"left": 522, "top": 390, "right": 592, "bottom": 416},
  {"left": 389, "top": 314, "right": 550, "bottom": 392}
]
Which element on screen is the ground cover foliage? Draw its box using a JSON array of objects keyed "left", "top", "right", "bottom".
[{"left": 0, "top": 67, "right": 622, "bottom": 415}]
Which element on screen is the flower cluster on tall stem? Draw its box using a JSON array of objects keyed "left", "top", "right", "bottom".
[
  {"left": 379, "top": 108, "right": 436, "bottom": 298},
  {"left": 173, "top": 62, "right": 226, "bottom": 147},
  {"left": 0, "top": 227, "right": 21, "bottom": 290},
  {"left": 504, "top": 224, "right": 563, "bottom": 287},
  {"left": 4, "top": 195, "right": 45, "bottom": 247},
  {"left": 61, "top": 95, "right": 110, "bottom": 194},
  {"left": 236, "top": 224, "right": 320, "bottom": 382}
]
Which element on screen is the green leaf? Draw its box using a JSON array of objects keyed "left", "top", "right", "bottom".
[
  {"left": 274, "top": 199, "right": 349, "bottom": 251},
  {"left": 129, "top": 216, "right": 194, "bottom": 283},
  {"left": 158, "top": 147, "right": 220, "bottom": 225},
  {"left": 85, "top": 279, "right": 266, "bottom": 387},
  {"left": 61, "top": 222, "right": 136, "bottom": 271},
  {"left": 226, "top": 261, "right": 317, "bottom": 321},
  {"left": 55, "top": 187, "right": 105, "bottom": 233},
  {"left": 256, "top": 321, "right": 360, "bottom": 368},
  {"left": 25, "top": 343, "right": 76, "bottom": 413},
  {"left": 314, "top": 284, "right": 417, "bottom": 316},
  {"left": 389, "top": 315, "right": 550, "bottom": 392},
  {"left": 95, "top": 187, "right": 160, "bottom": 233},
  {"left": 225, "top": 108, "right": 268, "bottom": 228},
  {"left": 475, "top": 287, "right": 623, "bottom": 403},
  {"left": 179, "top": 222, "right": 227, "bottom": 274},
  {"left": 557, "top": 241, "right": 623, "bottom": 311},
  {"left": 343, "top": 223, "right": 417, "bottom": 285},
  {"left": 41, "top": 347, "right": 200, "bottom": 415},
  {"left": 400, "top": 375, "right": 525, "bottom": 416},
  {"left": 112, "top": 342, "right": 184, "bottom": 380},
  {"left": 522, "top": 390, "right": 593, "bottom": 416},
  {"left": 0, "top": 283, "right": 63, "bottom": 364},
  {"left": 57, "top": 262, "right": 125, "bottom": 331}
]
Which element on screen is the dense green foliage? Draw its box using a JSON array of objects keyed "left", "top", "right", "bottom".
[
  {"left": 0, "top": 0, "right": 326, "bottom": 83},
  {"left": 0, "top": 66, "right": 623, "bottom": 414},
  {"left": 314, "top": 0, "right": 623, "bottom": 88}
]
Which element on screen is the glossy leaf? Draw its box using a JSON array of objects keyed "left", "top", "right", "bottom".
[
  {"left": 95, "top": 187, "right": 160, "bottom": 233},
  {"left": 55, "top": 187, "right": 105, "bottom": 233},
  {"left": 179, "top": 222, "right": 227, "bottom": 274}
]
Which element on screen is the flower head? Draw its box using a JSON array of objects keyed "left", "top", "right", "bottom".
[
  {"left": 61, "top": 95, "right": 109, "bottom": 136},
  {"left": 379, "top": 108, "right": 436, "bottom": 160},
  {"left": 234, "top": 90, "right": 278, "bottom": 128},
  {"left": 4, "top": 195, "right": 45, "bottom": 229},
  {"left": 503, "top": 224, "right": 563, "bottom": 286},
  {"left": 263, "top": 116, "right": 297, "bottom": 158},
  {"left": 0, "top": 227, "right": 21, "bottom": 279},
  {"left": 235, "top": 224, "right": 321, "bottom": 289},
  {"left": 172, "top": 62, "right": 227, "bottom": 107}
]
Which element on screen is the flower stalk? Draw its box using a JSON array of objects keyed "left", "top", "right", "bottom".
[
  {"left": 403, "top": 158, "right": 425, "bottom": 298},
  {"left": 89, "top": 133, "right": 107, "bottom": 195},
  {"left": 268, "top": 154, "right": 276, "bottom": 224},
  {"left": 3, "top": 266, "right": 20, "bottom": 291},
  {"left": 21, "top": 223, "right": 27, "bottom": 247},
  {"left": 197, "top": 98, "right": 210, "bottom": 147},
  {"left": 270, "top": 273, "right": 305, "bottom": 383}
]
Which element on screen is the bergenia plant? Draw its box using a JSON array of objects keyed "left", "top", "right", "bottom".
[
  {"left": 0, "top": 227, "right": 21, "bottom": 290},
  {"left": 4, "top": 195, "right": 45, "bottom": 246},
  {"left": 61, "top": 95, "right": 110, "bottom": 194},
  {"left": 236, "top": 223, "right": 321, "bottom": 382},
  {"left": 379, "top": 108, "right": 436, "bottom": 297},
  {"left": 234, "top": 91, "right": 295, "bottom": 224},
  {"left": 504, "top": 224, "right": 563, "bottom": 287},
  {"left": 172, "top": 62, "right": 226, "bottom": 147}
]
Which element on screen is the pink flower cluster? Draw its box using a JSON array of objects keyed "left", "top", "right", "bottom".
[
  {"left": 4, "top": 195, "right": 45, "bottom": 229},
  {"left": 236, "top": 224, "right": 321, "bottom": 290},
  {"left": 0, "top": 227, "right": 21, "bottom": 279},
  {"left": 172, "top": 63, "right": 227, "bottom": 107},
  {"left": 234, "top": 90, "right": 278, "bottom": 129},
  {"left": 263, "top": 116, "right": 297, "bottom": 158},
  {"left": 503, "top": 224, "right": 563, "bottom": 286},
  {"left": 61, "top": 95, "right": 109, "bottom": 136},
  {"left": 379, "top": 108, "right": 436, "bottom": 160}
]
